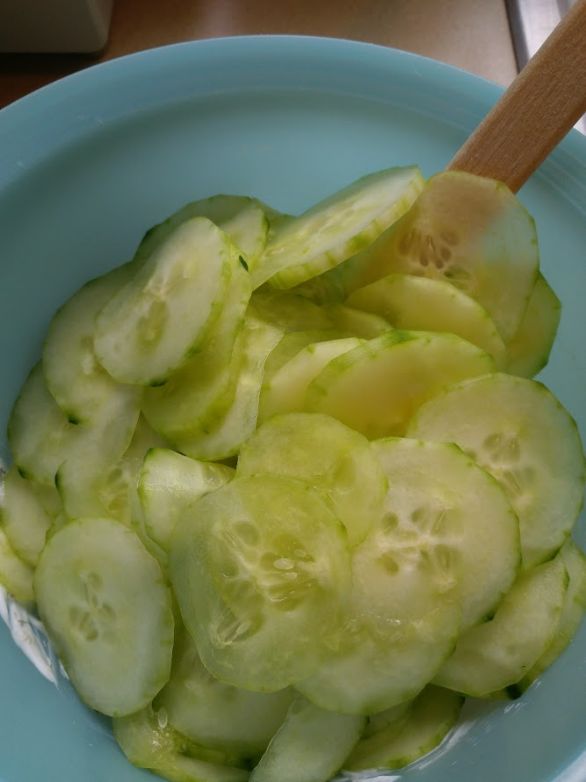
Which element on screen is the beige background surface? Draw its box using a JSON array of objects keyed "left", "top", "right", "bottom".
[{"left": 0, "top": 0, "right": 518, "bottom": 108}]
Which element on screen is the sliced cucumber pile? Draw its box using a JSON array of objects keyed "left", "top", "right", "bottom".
[{"left": 2, "top": 172, "right": 584, "bottom": 782}]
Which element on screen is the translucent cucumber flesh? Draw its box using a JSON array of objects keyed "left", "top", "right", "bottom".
[
  {"left": 250, "top": 288, "right": 334, "bottom": 332},
  {"left": 347, "top": 273, "right": 506, "bottom": 366},
  {"left": 324, "top": 304, "right": 392, "bottom": 339},
  {"left": 0, "top": 527, "right": 34, "bottom": 604},
  {"left": 506, "top": 274, "right": 561, "bottom": 378},
  {"left": 2, "top": 466, "right": 54, "bottom": 566},
  {"left": 259, "top": 338, "right": 363, "bottom": 422},
  {"left": 306, "top": 331, "right": 494, "bottom": 439},
  {"left": 157, "top": 630, "right": 294, "bottom": 754},
  {"left": 434, "top": 557, "right": 568, "bottom": 696},
  {"left": 114, "top": 705, "right": 250, "bottom": 782},
  {"left": 135, "top": 194, "right": 269, "bottom": 268},
  {"left": 258, "top": 166, "right": 424, "bottom": 289},
  {"left": 142, "top": 257, "right": 251, "bottom": 439},
  {"left": 8, "top": 364, "right": 139, "bottom": 487},
  {"left": 372, "top": 438, "right": 520, "bottom": 630},
  {"left": 170, "top": 475, "right": 350, "bottom": 692},
  {"left": 140, "top": 448, "right": 234, "bottom": 550},
  {"left": 95, "top": 217, "right": 235, "bottom": 385},
  {"left": 173, "top": 317, "right": 282, "bottom": 461},
  {"left": 514, "top": 540, "right": 586, "bottom": 693},
  {"left": 250, "top": 695, "right": 365, "bottom": 782},
  {"left": 335, "top": 171, "right": 539, "bottom": 342},
  {"left": 345, "top": 685, "right": 463, "bottom": 771},
  {"left": 237, "top": 413, "right": 387, "bottom": 547},
  {"left": 42, "top": 263, "right": 138, "bottom": 424},
  {"left": 35, "top": 517, "right": 174, "bottom": 716},
  {"left": 408, "top": 373, "right": 586, "bottom": 569}
]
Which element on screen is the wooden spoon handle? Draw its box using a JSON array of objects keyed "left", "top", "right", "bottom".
[{"left": 448, "top": 0, "right": 586, "bottom": 192}]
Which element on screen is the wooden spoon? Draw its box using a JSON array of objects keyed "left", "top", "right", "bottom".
[{"left": 448, "top": 0, "right": 586, "bottom": 192}]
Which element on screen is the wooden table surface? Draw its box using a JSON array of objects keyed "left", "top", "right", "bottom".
[{"left": 0, "top": 0, "right": 518, "bottom": 109}]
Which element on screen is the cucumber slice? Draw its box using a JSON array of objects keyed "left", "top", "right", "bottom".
[
  {"left": 250, "top": 695, "right": 366, "bottom": 782},
  {"left": 56, "top": 415, "right": 167, "bottom": 524},
  {"left": 1, "top": 466, "right": 54, "bottom": 566},
  {"left": 250, "top": 695, "right": 365, "bottom": 782},
  {"left": 35, "top": 517, "right": 174, "bottom": 716},
  {"left": 434, "top": 557, "right": 568, "bottom": 696},
  {"left": 42, "top": 263, "right": 140, "bottom": 424},
  {"left": 139, "top": 449, "right": 234, "bottom": 550},
  {"left": 324, "top": 304, "right": 392, "bottom": 339},
  {"left": 335, "top": 171, "right": 539, "bottom": 342},
  {"left": 372, "top": 438, "right": 520, "bottom": 629},
  {"left": 95, "top": 217, "right": 236, "bottom": 385},
  {"left": 256, "top": 165, "right": 424, "bottom": 289},
  {"left": 297, "top": 446, "right": 466, "bottom": 713},
  {"left": 8, "top": 364, "right": 139, "bottom": 487},
  {"left": 250, "top": 288, "right": 333, "bottom": 332},
  {"left": 157, "top": 629, "right": 295, "bottom": 755},
  {"left": 173, "top": 317, "right": 282, "bottom": 461},
  {"left": 237, "top": 413, "right": 387, "bottom": 547},
  {"left": 345, "top": 686, "right": 463, "bottom": 771},
  {"left": 142, "top": 256, "right": 251, "bottom": 439},
  {"left": 305, "top": 331, "right": 494, "bottom": 439},
  {"left": 259, "top": 338, "right": 363, "bottom": 421},
  {"left": 170, "top": 475, "right": 351, "bottom": 692},
  {"left": 262, "top": 330, "right": 341, "bottom": 385},
  {"left": 506, "top": 274, "right": 561, "bottom": 378},
  {"left": 363, "top": 701, "right": 413, "bottom": 739},
  {"left": 114, "top": 704, "right": 250, "bottom": 782},
  {"left": 346, "top": 273, "right": 506, "bottom": 366},
  {"left": 408, "top": 373, "right": 586, "bottom": 569},
  {"left": 136, "top": 194, "right": 269, "bottom": 270},
  {"left": 0, "top": 526, "right": 34, "bottom": 604},
  {"left": 512, "top": 540, "right": 586, "bottom": 695}
]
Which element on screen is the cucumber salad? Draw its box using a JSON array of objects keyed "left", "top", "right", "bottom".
[{"left": 1, "top": 168, "right": 585, "bottom": 782}]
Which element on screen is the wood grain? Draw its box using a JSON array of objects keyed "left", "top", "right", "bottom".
[{"left": 448, "top": 0, "right": 586, "bottom": 192}]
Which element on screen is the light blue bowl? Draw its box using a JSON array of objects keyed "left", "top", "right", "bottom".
[{"left": 0, "top": 36, "right": 585, "bottom": 782}]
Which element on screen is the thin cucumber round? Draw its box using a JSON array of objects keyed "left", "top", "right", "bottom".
[
  {"left": 170, "top": 475, "right": 351, "bottom": 692},
  {"left": 259, "top": 338, "right": 363, "bottom": 422},
  {"left": 237, "top": 413, "right": 387, "bottom": 547},
  {"left": 324, "top": 304, "right": 392, "bottom": 339},
  {"left": 0, "top": 526, "right": 34, "bottom": 604},
  {"left": 250, "top": 695, "right": 365, "bottom": 782},
  {"left": 135, "top": 194, "right": 269, "bottom": 270},
  {"left": 95, "top": 217, "right": 236, "bottom": 385},
  {"left": 335, "top": 171, "right": 539, "bottom": 342},
  {"left": 173, "top": 317, "right": 282, "bottom": 461},
  {"left": 305, "top": 330, "right": 494, "bottom": 439},
  {"left": 506, "top": 273, "right": 561, "bottom": 378},
  {"left": 157, "top": 629, "right": 294, "bottom": 754},
  {"left": 139, "top": 449, "right": 234, "bottom": 550},
  {"left": 55, "top": 415, "right": 167, "bottom": 524},
  {"left": 8, "top": 364, "right": 139, "bottom": 487},
  {"left": 35, "top": 517, "right": 174, "bottom": 716},
  {"left": 42, "top": 263, "right": 140, "bottom": 424},
  {"left": 346, "top": 273, "right": 506, "bottom": 366},
  {"left": 345, "top": 685, "right": 464, "bottom": 771},
  {"left": 142, "top": 252, "right": 251, "bottom": 439},
  {"left": 250, "top": 288, "right": 334, "bottom": 332},
  {"left": 257, "top": 166, "right": 424, "bottom": 289},
  {"left": 434, "top": 557, "right": 568, "bottom": 697},
  {"left": 297, "top": 444, "right": 467, "bottom": 713},
  {"left": 408, "top": 373, "right": 586, "bottom": 569},
  {"left": 262, "top": 329, "right": 342, "bottom": 386},
  {"left": 1, "top": 466, "right": 54, "bottom": 566},
  {"left": 512, "top": 540, "right": 586, "bottom": 695},
  {"left": 114, "top": 704, "right": 250, "bottom": 782},
  {"left": 372, "top": 438, "right": 520, "bottom": 629}
]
